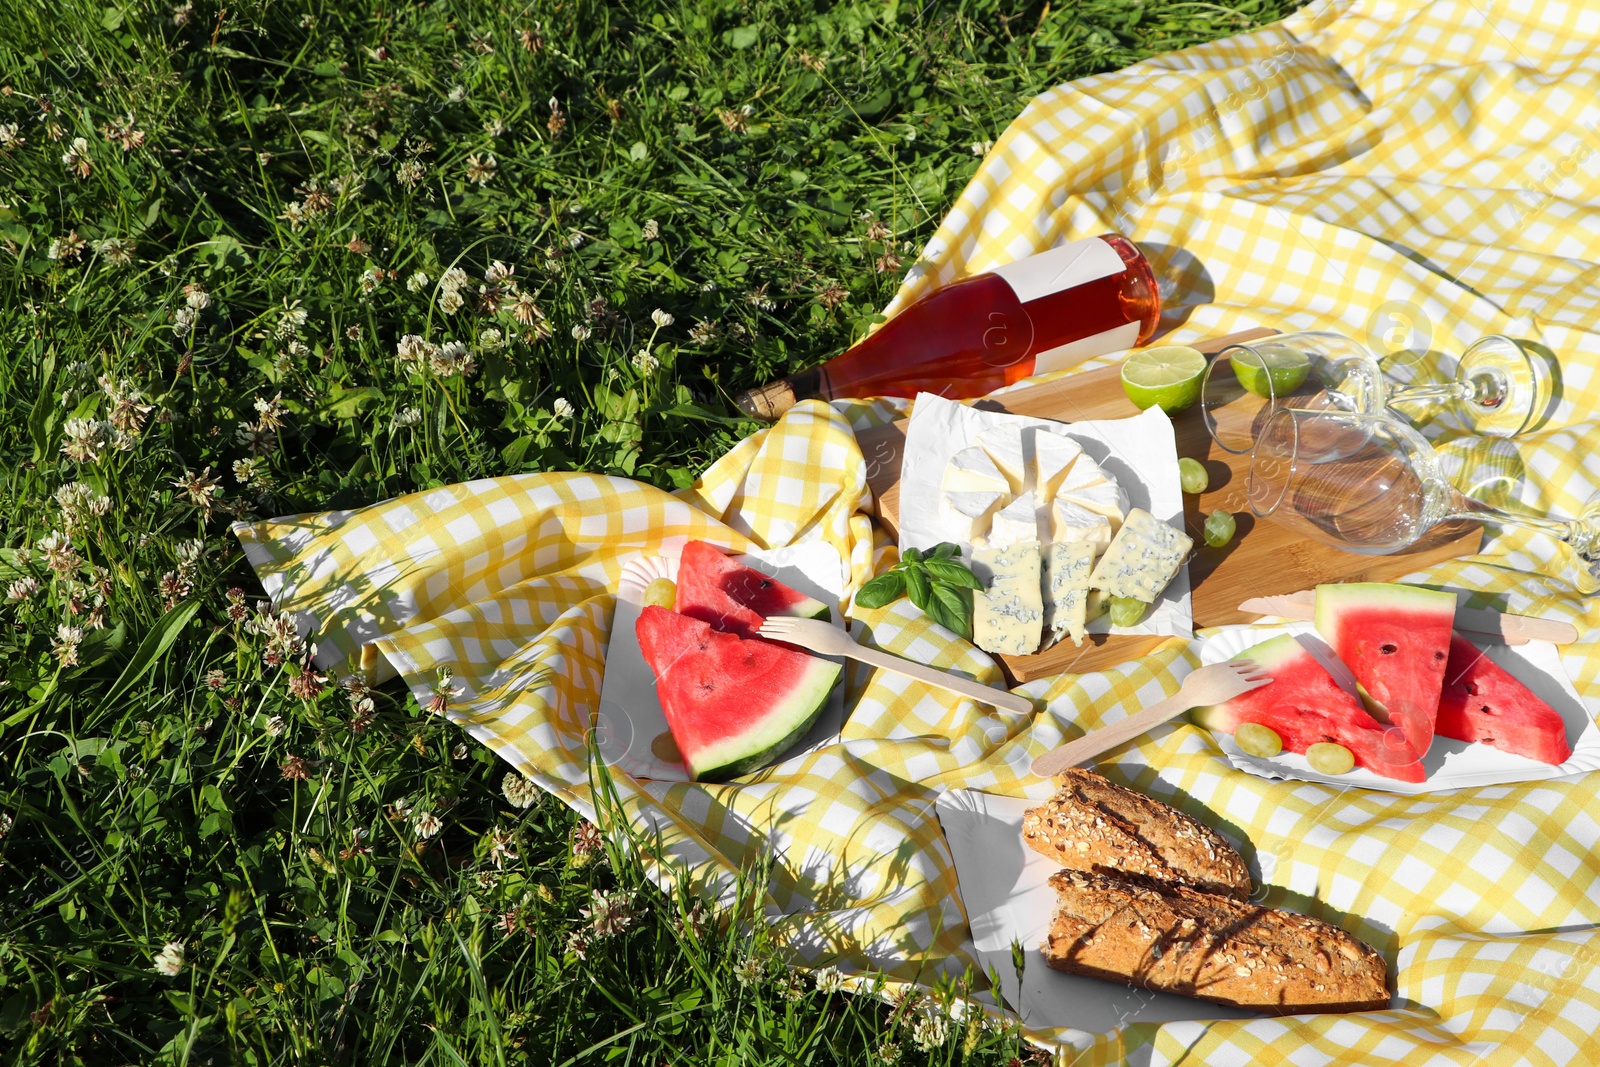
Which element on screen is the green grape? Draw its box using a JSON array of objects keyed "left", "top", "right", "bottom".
[
  {"left": 1108, "top": 596, "right": 1147, "bottom": 627},
  {"left": 1203, "top": 509, "right": 1237, "bottom": 548},
  {"left": 1177, "top": 457, "right": 1209, "bottom": 495},
  {"left": 643, "top": 577, "right": 677, "bottom": 610},
  {"left": 1306, "top": 741, "right": 1355, "bottom": 775},
  {"left": 1234, "top": 722, "right": 1283, "bottom": 758}
]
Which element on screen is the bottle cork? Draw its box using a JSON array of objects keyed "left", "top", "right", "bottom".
[{"left": 734, "top": 378, "right": 798, "bottom": 421}]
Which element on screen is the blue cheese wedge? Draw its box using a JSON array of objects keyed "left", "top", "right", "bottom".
[
  {"left": 1033, "top": 430, "right": 1085, "bottom": 499},
  {"left": 976, "top": 426, "right": 1028, "bottom": 493},
  {"left": 972, "top": 541, "right": 1044, "bottom": 656},
  {"left": 1043, "top": 540, "right": 1097, "bottom": 647},
  {"left": 942, "top": 490, "right": 1006, "bottom": 544},
  {"left": 942, "top": 446, "right": 1010, "bottom": 496},
  {"left": 1088, "top": 508, "right": 1193, "bottom": 603}
]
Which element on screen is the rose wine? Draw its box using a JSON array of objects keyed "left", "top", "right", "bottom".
[{"left": 736, "top": 234, "right": 1160, "bottom": 418}]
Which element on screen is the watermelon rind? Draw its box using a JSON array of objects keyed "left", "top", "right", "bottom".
[
  {"left": 686, "top": 656, "right": 840, "bottom": 781},
  {"left": 635, "top": 605, "right": 842, "bottom": 782},
  {"left": 1314, "top": 582, "right": 1456, "bottom": 760}
]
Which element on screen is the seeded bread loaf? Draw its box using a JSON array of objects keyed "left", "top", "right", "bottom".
[
  {"left": 1041, "top": 869, "right": 1389, "bottom": 1014},
  {"left": 1022, "top": 769, "right": 1252, "bottom": 898}
]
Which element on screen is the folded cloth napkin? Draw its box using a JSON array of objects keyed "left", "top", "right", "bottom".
[{"left": 239, "top": 0, "right": 1600, "bottom": 1058}]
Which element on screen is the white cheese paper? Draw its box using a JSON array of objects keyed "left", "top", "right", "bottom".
[{"left": 898, "top": 393, "right": 1192, "bottom": 640}]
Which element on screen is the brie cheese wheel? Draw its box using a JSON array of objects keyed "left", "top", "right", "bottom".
[
  {"left": 1054, "top": 454, "right": 1111, "bottom": 496},
  {"left": 1033, "top": 430, "right": 1085, "bottom": 500},
  {"left": 942, "top": 490, "right": 1006, "bottom": 543},
  {"left": 975, "top": 426, "right": 1028, "bottom": 493},
  {"left": 1049, "top": 497, "right": 1114, "bottom": 550},
  {"left": 941, "top": 446, "right": 1010, "bottom": 496},
  {"left": 1062, "top": 479, "right": 1128, "bottom": 527},
  {"left": 984, "top": 491, "right": 1040, "bottom": 548}
]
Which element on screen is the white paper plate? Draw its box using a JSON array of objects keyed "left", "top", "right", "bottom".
[
  {"left": 1197, "top": 622, "right": 1600, "bottom": 794},
  {"left": 936, "top": 789, "right": 1262, "bottom": 1036},
  {"left": 594, "top": 541, "right": 849, "bottom": 782}
]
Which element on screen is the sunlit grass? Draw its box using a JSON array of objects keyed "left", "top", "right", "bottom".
[{"left": 0, "top": 0, "right": 1304, "bottom": 1061}]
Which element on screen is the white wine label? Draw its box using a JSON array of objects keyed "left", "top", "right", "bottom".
[
  {"left": 987, "top": 236, "right": 1126, "bottom": 305},
  {"left": 1031, "top": 321, "right": 1142, "bottom": 375}
]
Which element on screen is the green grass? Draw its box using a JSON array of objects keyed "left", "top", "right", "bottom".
[{"left": 0, "top": 0, "right": 1303, "bottom": 1062}]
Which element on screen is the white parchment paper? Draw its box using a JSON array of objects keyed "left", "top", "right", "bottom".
[{"left": 897, "top": 393, "right": 1192, "bottom": 640}]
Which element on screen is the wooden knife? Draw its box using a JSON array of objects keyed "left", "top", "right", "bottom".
[{"left": 1236, "top": 591, "right": 1577, "bottom": 646}]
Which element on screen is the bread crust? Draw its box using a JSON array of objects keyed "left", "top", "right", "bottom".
[
  {"left": 1041, "top": 869, "right": 1389, "bottom": 1015},
  {"left": 1022, "top": 769, "right": 1252, "bottom": 898}
]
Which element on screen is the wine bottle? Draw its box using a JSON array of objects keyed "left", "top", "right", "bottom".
[{"left": 735, "top": 234, "right": 1160, "bottom": 419}]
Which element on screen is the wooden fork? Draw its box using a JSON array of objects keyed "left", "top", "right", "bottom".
[
  {"left": 754, "top": 616, "right": 1035, "bottom": 714},
  {"left": 1030, "top": 659, "right": 1270, "bottom": 777}
]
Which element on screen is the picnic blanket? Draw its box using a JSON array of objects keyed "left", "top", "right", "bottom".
[{"left": 236, "top": 0, "right": 1600, "bottom": 1060}]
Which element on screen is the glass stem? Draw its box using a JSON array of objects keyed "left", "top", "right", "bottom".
[
  {"left": 1447, "top": 492, "right": 1599, "bottom": 559},
  {"left": 1388, "top": 381, "right": 1468, "bottom": 407}
]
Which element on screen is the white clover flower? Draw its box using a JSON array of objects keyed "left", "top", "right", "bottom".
[
  {"left": 501, "top": 771, "right": 539, "bottom": 808},
  {"left": 173, "top": 306, "right": 197, "bottom": 338},
  {"left": 53, "top": 624, "right": 85, "bottom": 665},
  {"left": 567, "top": 231, "right": 586, "bottom": 249},
  {"left": 265, "top": 715, "right": 285, "bottom": 736},
  {"left": 285, "top": 339, "right": 310, "bottom": 359},
  {"left": 276, "top": 303, "right": 308, "bottom": 338},
  {"left": 152, "top": 941, "right": 185, "bottom": 977},
  {"left": 0, "top": 811, "right": 12, "bottom": 839},
  {"left": 552, "top": 397, "right": 574, "bottom": 419},
  {"left": 570, "top": 324, "right": 591, "bottom": 341},
  {"left": 478, "top": 327, "right": 504, "bottom": 351},
  {"left": 392, "top": 406, "right": 422, "bottom": 428},
  {"left": 439, "top": 266, "right": 470, "bottom": 292},
  {"left": 969, "top": 139, "right": 994, "bottom": 156},
  {"left": 438, "top": 289, "right": 464, "bottom": 315},
  {"left": 396, "top": 334, "right": 433, "bottom": 364},
  {"left": 358, "top": 267, "right": 383, "bottom": 293},
  {"left": 812, "top": 966, "right": 845, "bottom": 994},
  {"left": 631, "top": 350, "right": 659, "bottom": 373},
  {"left": 5, "top": 577, "right": 38, "bottom": 601},
  {"left": 733, "top": 955, "right": 766, "bottom": 987},
  {"left": 910, "top": 1011, "right": 949, "bottom": 1051},
  {"left": 412, "top": 811, "right": 443, "bottom": 839},
  {"left": 650, "top": 308, "right": 674, "bottom": 328},
  {"left": 641, "top": 218, "right": 659, "bottom": 240},
  {"left": 183, "top": 282, "right": 211, "bottom": 310},
  {"left": 465, "top": 153, "right": 497, "bottom": 185},
  {"left": 429, "top": 340, "right": 476, "bottom": 378},
  {"left": 0, "top": 124, "right": 21, "bottom": 147},
  {"left": 485, "top": 260, "right": 514, "bottom": 284},
  {"left": 446, "top": 84, "right": 467, "bottom": 103},
  {"left": 406, "top": 271, "right": 430, "bottom": 292},
  {"left": 96, "top": 237, "right": 134, "bottom": 266}
]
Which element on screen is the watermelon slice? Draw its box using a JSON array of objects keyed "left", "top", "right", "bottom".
[
  {"left": 1192, "top": 634, "right": 1425, "bottom": 783},
  {"left": 1437, "top": 634, "right": 1572, "bottom": 765},
  {"left": 635, "top": 606, "right": 841, "bottom": 781},
  {"left": 673, "top": 540, "right": 831, "bottom": 640},
  {"left": 1315, "top": 583, "right": 1456, "bottom": 759}
]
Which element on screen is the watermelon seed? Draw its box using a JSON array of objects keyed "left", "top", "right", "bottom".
[
  {"left": 1433, "top": 650, "right": 1446, "bottom": 661},
  {"left": 1380, "top": 643, "right": 1398, "bottom": 654},
  {"left": 1480, "top": 705, "right": 1493, "bottom": 715},
  {"left": 760, "top": 579, "right": 772, "bottom": 588},
  {"left": 1465, "top": 682, "right": 1480, "bottom": 695}
]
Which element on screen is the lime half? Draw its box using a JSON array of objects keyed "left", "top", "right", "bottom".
[
  {"left": 1230, "top": 345, "right": 1310, "bottom": 399},
  {"left": 1120, "top": 346, "right": 1206, "bottom": 414}
]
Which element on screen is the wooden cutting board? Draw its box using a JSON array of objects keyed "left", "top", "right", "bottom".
[{"left": 858, "top": 328, "right": 1483, "bottom": 681}]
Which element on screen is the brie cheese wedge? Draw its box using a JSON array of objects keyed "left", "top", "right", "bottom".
[
  {"left": 1033, "top": 430, "right": 1085, "bottom": 500},
  {"left": 984, "top": 491, "right": 1040, "bottom": 549},
  {"left": 941, "top": 446, "right": 1010, "bottom": 496},
  {"left": 975, "top": 426, "right": 1028, "bottom": 494},
  {"left": 942, "top": 490, "right": 1006, "bottom": 544}
]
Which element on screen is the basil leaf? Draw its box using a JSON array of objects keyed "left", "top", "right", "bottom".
[
  {"left": 904, "top": 565, "right": 932, "bottom": 611},
  {"left": 927, "top": 581, "right": 973, "bottom": 639},
  {"left": 930, "top": 541, "right": 960, "bottom": 560},
  {"left": 922, "top": 558, "right": 983, "bottom": 590},
  {"left": 855, "top": 571, "right": 905, "bottom": 609},
  {"left": 901, "top": 546, "right": 923, "bottom": 565}
]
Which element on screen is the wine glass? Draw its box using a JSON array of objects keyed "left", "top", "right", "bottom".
[
  {"left": 1246, "top": 408, "right": 1600, "bottom": 581},
  {"left": 1201, "top": 331, "right": 1539, "bottom": 454}
]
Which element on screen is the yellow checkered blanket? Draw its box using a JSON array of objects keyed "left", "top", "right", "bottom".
[{"left": 238, "top": 0, "right": 1600, "bottom": 1059}]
